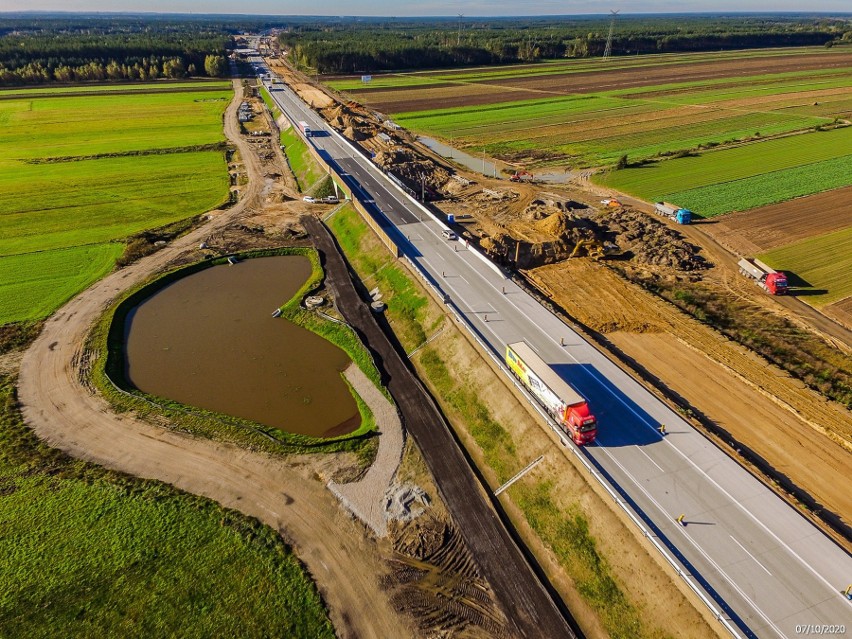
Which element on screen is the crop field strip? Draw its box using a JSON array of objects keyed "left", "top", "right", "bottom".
[
  {"left": 0, "top": 86, "right": 231, "bottom": 324},
  {"left": 598, "top": 125, "right": 852, "bottom": 201},
  {"left": 327, "top": 47, "right": 849, "bottom": 91},
  {"left": 0, "top": 80, "right": 231, "bottom": 99},
  {"left": 390, "top": 68, "right": 851, "bottom": 166},
  {"left": 760, "top": 227, "right": 852, "bottom": 307}
]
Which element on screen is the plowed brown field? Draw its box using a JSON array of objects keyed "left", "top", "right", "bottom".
[
  {"left": 704, "top": 186, "right": 852, "bottom": 255},
  {"left": 528, "top": 259, "right": 852, "bottom": 540},
  {"left": 354, "top": 51, "right": 852, "bottom": 113}
]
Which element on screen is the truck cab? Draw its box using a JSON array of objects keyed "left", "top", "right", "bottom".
[
  {"left": 565, "top": 404, "right": 597, "bottom": 444},
  {"left": 765, "top": 272, "right": 788, "bottom": 295}
]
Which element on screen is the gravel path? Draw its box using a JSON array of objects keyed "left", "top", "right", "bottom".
[{"left": 329, "top": 364, "right": 404, "bottom": 536}]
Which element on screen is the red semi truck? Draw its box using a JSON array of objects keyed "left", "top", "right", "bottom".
[
  {"left": 737, "top": 257, "right": 788, "bottom": 295},
  {"left": 505, "top": 341, "right": 597, "bottom": 445}
]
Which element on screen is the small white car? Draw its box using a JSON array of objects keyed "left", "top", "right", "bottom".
[
  {"left": 303, "top": 196, "right": 315, "bottom": 203},
  {"left": 441, "top": 229, "right": 457, "bottom": 240}
]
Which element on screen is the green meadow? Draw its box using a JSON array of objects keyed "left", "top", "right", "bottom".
[
  {"left": 596, "top": 126, "right": 852, "bottom": 216},
  {"left": 0, "top": 375, "right": 335, "bottom": 638},
  {"left": 760, "top": 227, "right": 852, "bottom": 306},
  {"left": 0, "top": 85, "right": 231, "bottom": 324}
]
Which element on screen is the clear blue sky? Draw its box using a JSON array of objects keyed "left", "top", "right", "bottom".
[{"left": 3, "top": 1, "right": 851, "bottom": 16}]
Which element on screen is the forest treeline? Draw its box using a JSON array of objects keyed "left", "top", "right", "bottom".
[
  {"left": 279, "top": 14, "right": 852, "bottom": 73},
  {"left": 0, "top": 18, "right": 231, "bottom": 85},
  {"left": 1, "top": 13, "right": 850, "bottom": 84}
]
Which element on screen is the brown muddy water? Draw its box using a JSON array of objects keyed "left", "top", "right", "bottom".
[{"left": 124, "top": 255, "right": 360, "bottom": 437}]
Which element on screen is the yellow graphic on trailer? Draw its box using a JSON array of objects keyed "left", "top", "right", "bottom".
[{"left": 506, "top": 344, "right": 566, "bottom": 418}]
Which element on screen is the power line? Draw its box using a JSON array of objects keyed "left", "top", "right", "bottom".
[{"left": 603, "top": 10, "right": 619, "bottom": 61}]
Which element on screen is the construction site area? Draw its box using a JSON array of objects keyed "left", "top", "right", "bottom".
[{"left": 265, "top": 54, "right": 852, "bottom": 554}]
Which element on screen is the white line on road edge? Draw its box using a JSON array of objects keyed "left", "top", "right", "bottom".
[
  {"left": 495, "top": 455, "right": 544, "bottom": 496},
  {"left": 635, "top": 445, "right": 665, "bottom": 473},
  {"left": 730, "top": 536, "right": 773, "bottom": 577},
  {"left": 398, "top": 253, "right": 747, "bottom": 639},
  {"left": 267, "top": 69, "right": 745, "bottom": 639}
]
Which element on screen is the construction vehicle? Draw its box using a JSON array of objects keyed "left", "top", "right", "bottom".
[
  {"left": 510, "top": 170, "right": 534, "bottom": 183},
  {"left": 569, "top": 238, "right": 619, "bottom": 260},
  {"left": 600, "top": 198, "right": 622, "bottom": 208},
  {"left": 654, "top": 202, "right": 692, "bottom": 224},
  {"left": 298, "top": 120, "right": 312, "bottom": 137},
  {"left": 505, "top": 342, "right": 597, "bottom": 445},
  {"left": 737, "top": 257, "right": 788, "bottom": 295}
]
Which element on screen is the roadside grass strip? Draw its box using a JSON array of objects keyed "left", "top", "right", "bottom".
[
  {"left": 327, "top": 204, "right": 663, "bottom": 639},
  {"left": 0, "top": 244, "right": 122, "bottom": 324},
  {"left": 759, "top": 227, "right": 852, "bottom": 307},
  {"left": 663, "top": 154, "right": 852, "bottom": 217},
  {"left": 0, "top": 376, "right": 335, "bottom": 638},
  {"left": 279, "top": 125, "right": 326, "bottom": 192}
]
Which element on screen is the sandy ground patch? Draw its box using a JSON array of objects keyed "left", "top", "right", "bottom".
[{"left": 529, "top": 259, "right": 852, "bottom": 534}]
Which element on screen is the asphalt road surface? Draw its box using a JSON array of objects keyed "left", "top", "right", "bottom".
[{"left": 256, "top": 58, "right": 852, "bottom": 639}]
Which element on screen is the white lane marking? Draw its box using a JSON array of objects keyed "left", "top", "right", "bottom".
[
  {"left": 276, "top": 77, "right": 844, "bottom": 612},
  {"left": 635, "top": 445, "right": 664, "bottom": 473},
  {"left": 599, "top": 446, "right": 787, "bottom": 639},
  {"left": 730, "top": 535, "right": 773, "bottom": 577},
  {"left": 575, "top": 351, "right": 843, "bottom": 599}
]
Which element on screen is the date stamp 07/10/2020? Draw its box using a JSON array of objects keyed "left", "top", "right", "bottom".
[{"left": 794, "top": 625, "right": 846, "bottom": 636}]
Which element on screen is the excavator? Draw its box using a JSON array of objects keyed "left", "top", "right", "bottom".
[{"left": 509, "top": 170, "right": 535, "bottom": 183}]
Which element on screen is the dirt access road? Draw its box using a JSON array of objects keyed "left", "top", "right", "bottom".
[{"left": 16, "top": 80, "right": 419, "bottom": 639}]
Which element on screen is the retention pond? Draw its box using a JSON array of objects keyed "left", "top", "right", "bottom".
[{"left": 124, "top": 255, "right": 360, "bottom": 438}]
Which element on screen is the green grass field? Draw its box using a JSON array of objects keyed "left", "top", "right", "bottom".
[
  {"left": 0, "top": 375, "right": 335, "bottom": 638},
  {"left": 0, "top": 244, "right": 123, "bottom": 324},
  {"left": 0, "top": 84, "right": 231, "bottom": 324},
  {"left": 760, "top": 227, "right": 852, "bottom": 306},
  {"left": 279, "top": 124, "right": 326, "bottom": 192},
  {"left": 0, "top": 80, "right": 230, "bottom": 97},
  {"left": 596, "top": 126, "right": 852, "bottom": 216},
  {"left": 384, "top": 63, "right": 851, "bottom": 166}
]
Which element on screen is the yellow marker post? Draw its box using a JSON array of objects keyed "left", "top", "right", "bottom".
[{"left": 676, "top": 514, "right": 685, "bottom": 526}]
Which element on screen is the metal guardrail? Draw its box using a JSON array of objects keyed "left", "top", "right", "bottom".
[
  {"left": 397, "top": 253, "right": 745, "bottom": 639},
  {"left": 266, "top": 71, "right": 744, "bottom": 639}
]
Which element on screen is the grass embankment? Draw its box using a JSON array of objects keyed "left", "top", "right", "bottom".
[
  {"left": 91, "top": 248, "right": 381, "bottom": 459},
  {"left": 327, "top": 206, "right": 667, "bottom": 639},
  {"left": 0, "top": 374, "right": 335, "bottom": 638},
  {"left": 0, "top": 85, "right": 232, "bottom": 324},
  {"left": 258, "top": 83, "right": 326, "bottom": 193}
]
